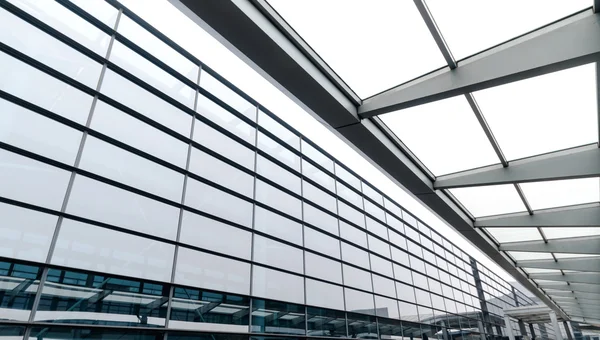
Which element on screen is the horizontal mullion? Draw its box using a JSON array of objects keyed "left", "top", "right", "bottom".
[{"left": 55, "top": 0, "right": 115, "bottom": 34}]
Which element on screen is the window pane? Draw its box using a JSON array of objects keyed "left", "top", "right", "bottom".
[
  {"left": 52, "top": 219, "right": 174, "bottom": 282},
  {"left": 365, "top": 216, "right": 387, "bottom": 240},
  {"left": 368, "top": 235, "right": 390, "bottom": 258},
  {"left": 303, "top": 203, "right": 338, "bottom": 235},
  {"left": 398, "top": 301, "right": 419, "bottom": 322},
  {"left": 302, "top": 180, "right": 336, "bottom": 213},
  {"left": 396, "top": 282, "right": 416, "bottom": 303},
  {"left": 29, "top": 327, "right": 163, "bottom": 340},
  {"left": 372, "top": 274, "right": 396, "bottom": 298},
  {"left": 257, "top": 155, "right": 300, "bottom": 193},
  {"left": 254, "top": 207, "right": 302, "bottom": 246},
  {"left": 67, "top": 0, "right": 118, "bottom": 29},
  {"left": 251, "top": 298, "right": 305, "bottom": 335},
  {"left": 255, "top": 180, "right": 301, "bottom": 220},
  {"left": 175, "top": 247, "right": 250, "bottom": 295},
  {"left": 0, "top": 98, "right": 82, "bottom": 165},
  {"left": 340, "top": 243, "right": 370, "bottom": 269},
  {"left": 0, "top": 51, "right": 93, "bottom": 125},
  {"left": 193, "top": 119, "right": 255, "bottom": 170},
  {"left": 303, "top": 159, "right": 335, "bottom": 193},
  {"left": 91, "top": 101, "right": 188, "bottom": 168},
  {"left": 169, "top": 287, "right": 249, "bottom": 332},
  {"left": 0, "top": 260, "right": 41, "bottom": 321},
  {"left": 0, "top": 149, "right": 70, "bottom": 210},
  {"left": 251, "top": 266, "right": 304, "bottom": 305},
  {"left": 375, "top": 295, "right": 399, "bottom": 319},
  {"left": 335, "top": 163, "right": 360, "bottom": 190},
  {"left": 336, "top": 182, "right": 363, "bottom": 210},
  {"left": 339, "top": 221, "right": 367, "bottom": 248},
  {"left": 180, "top": 211, "right": 252, "bottom": 260},
  {"left": 338, "top": 201, "right": 365, "bottom": 228},
  {"left": 189, "top": 148, "right": 254, "bottom": 198},
  {"left": 305, "top": 252, "right": 342, "bottom": 284},
  {"left": 344, "top": 288, "right": 375, "bottom": 315},
  {"left": 185, "top": 178, "right": 253, "bottom": 228},
  {"left": 8, "top": 0, "right": 111, "bottom": 57},
  {"left": 36, "top": 268, "right": 168, "bottom": 327},
  {"left": 67, "top": 175, "right": 180, "bottom": 240},
  {"left": 362, "top": 184, "right": 383, "bottom": 206},
  {"left": 253, "top": 235, "right": 303, "bottom": 274},
  {"left": 257, "top": 132, "right": 300, "bottom": 172},
  {"left": 106, "top": 69, "right": 192, "bottom": 133},
  {"left": 307, "top": 306, "right": 346, "bottom": 338},
  {"left": 342, "top": 265, "right": 372, "bottom": 292},
  {"left": 258, "top": 110, "right": 299, "bottom": 150},
  {"left": 394, "top": 264, "right": 413, "bottom": 284},
  {"left": 450, "top": 184, "right": 526, "bottom": 217},
  {"left": 370, "top": 255, "right": 393, "bottom": 278},
  {"left": 304, "top": 227, "right": 340, "bottom": 259},
  {"left": 306, "top": 279, "right": 344, "bottom": 310},
  {"left": 196, "top": 93, "right": 255, "bottom": 145},
  {"left": 200, "top": 72, "right": 256, "bottom": 121},
  {"left": 346, "top": 313, "right": 377, "bottom": 338},
  {"left": 302, "top": 141, "right": 333, "bottom": 173},
  {"left": 0, "top": 8, "right": 102, "bottom": 88},
  {"left": 118, "top": 15, "right": 198, "bottom": 82},
  {"left": 0, "top": 203, "right": 56, "bottom": 263}
]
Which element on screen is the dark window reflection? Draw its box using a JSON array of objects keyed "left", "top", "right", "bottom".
[
  {"left": 35, "top": 268, "right": 168, "bottom": 327},
  {"left": 170, "top": 332, "right": 247, "bottom": 340},
  {"left": 378, "top": 318, "right": 403, "bottom": 339},
  {"left": 346, "top": 312, "right": 377, "bottom": 339},
  {"left": 401, "top": 321, "right": 423, "bottom": 340},
  {"left": 0, "top": 326, "right": 25, "bottom": 338},
  {"left": 251, "top": 299, "right": 305, "bottom": 335},
  {"left": 0, "top": 260, "right": 41, "bottom": 321},
  {"left": 169, "top": 286, "right": 250, "bottom": 332},
  {"left": 29, "top": 327, "right": 163, "bottom": 340},
  {"left": 306, "top": 306, "right": 346, "bottom": 338}
]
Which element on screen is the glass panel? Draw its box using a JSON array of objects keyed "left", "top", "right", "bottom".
[
  {"left": 35, "top": 268, "right": 168, "bottom": 327},
  {"left": 304, "top": 227, "right": 340, "bottom": 259},
  {"left": 258, "top": 132, "right": 300, "bottom": 172},
  {"left": 109, "top": 41, "right": 195, "bottom": 107},
  {"left": 0, "top": 98, "right": 82, "bottom": 166},
  {"left": 302, "top": 159, "right": 335, "bottom": 193},
  {"left": 366, "top": 216, "right": 387, "bottom": 239},
  {"left": 450, "top": 184, "right": 526, "bottom": 217},
  {"left": 362, "top": 184, "right": 383, "bottom": 206},
  {"left": 302, "top": 180, "right": 336, "bottom": 213},
  {"left": 254, "top": 207, "right": 303, "bottom": 246},
  {"left": 79, "top": 136, "right": 185, "bottom": 201},
  {"left": 29, "top": 327, "right": 163, "bottom": 340},
  {"left": 375, "top": 295, "right": 400, "bottom": 319},
  {"left": 486, "top": 228, "right": 542, "bottom": 243},
  {"left": 475, "top": 64, "right": 596, "bottom": 160},
  {"left": 427, "top": 0, "right": 589, "bottom": 59},
  {"left": 257, "top": 155, "right": 301, "bottom": 193},
  {"left": 0, "top": 203, "right": 56, "bottom": 263},
  {"left": 251, "top": 298, "right": 305, "bottom": 335},
  {"left": 255, "top": 180, "right": 301, "bottom": 219},
  {"left": 521, "top": 178, "right": 600, "bottom": 210},
  {"left": 67, "top": 175, "right": 180, "bottom": 240},
  {"left": 364, "top": 200, "right": 385, "bottom": 223},
  {"left": 381, "top": 96, "right": 499, "bottom": 176},
  {"left": 118, "top": 15, "right": 198, "bottom": 82},
  {"left": 394, "top": 264, "right": 413, "bottom": 284},
  {"left": 268, "top": 0, "right": 444, "bottom": 98},
  {"left": 305, "top": 252, "right": 342, "bottom": 284},
  {"left": 100, "top": 70, "right": 191, "bottom": 137},
  {"left": 8, "top": 0, "right": 111, "bottom": 57},
  {"left": 91, "top": 101, "right": 188, "bottom": 168},
  {"left": 306, "top": 306, "right": 346, "bottom": 338},
  {"left": 372, "top": 274, "right": 396, "bottom": 298},
  {"left": 253, "top": 235, "right": 303, "bottom": 274},
  {"left": 305, "top": 279, "right": 344, "bottom": 310},
  {"left": 336, "top": 182, "right": 363, "bottom": 210},
  {"left": 370, "top": 255, "right": 393, "bottom": 278},
  {"left": 398, "top": 302, "right": 419, "bottom": 322},
  {"left": 346, "top": 312, "right": 377, "bottom": 339},
  {"left": 0, "top": 7, "right": 102, "bottom": 88},
  {"left": 301, "top": 140, "right": 333, "bottom": 174},
  {"left": 303, "top": 203, "right": 338, "bottom": 235},
  {"left": 344, "top": 288, "right": 375, "bottom": 315},
  {"left": 200, "top": 71, "right": 256, "bottom": 121},
  {"left": 185, "top": 178, "right": 253, "bottom": 228},
  {"left": 338, "top": 201, "right": 365, "bottom": 228},
  {"left": 542, "top": 227, "right": 600, "bottom": 239},
  {"left": 67, "top": 0, "right": 118, "bottom": 29},
  {"left": 342, "top": 265, "right": 372, "bottom": 292},
  {"left": 339, "top": 221, "right": 367, "bottom": 248},
  {"left": 169, "top": 287, "right": 250, "bottom": 332},
  {"left": 0, "top": 148, "right": 70, "bottom": 210},
  {"left": 335, "top": 163, "right": 360, "bottom": 189},
  {"left": 180, "top": 211, "right": 252, "bottom": 260},
  {"left": 196, "top": 93, "right": 255, "bottom": 145},
  {"left": 189, "top": 148, "right": 254, "bottom": 198},
  {"left": 194, "top": 119, "right": 254, "bottom": 170},
  {"left": 0, "top": 51, "right": 93, "bottom": 125},
  {"left": 509, "top": 251, "right": 554, "bottom": 261},
  {"left": 0, "top": 260, "right": 41, "bottom": 321},
  {"left": 251, "top": 266, "right": 304, "bottom": 305},
  {"left": 396, "top": 282, "right": 416, "bottom": 303},
  {"left": 368, "top": 235, "right": 390, "bottom": 258},
  {"left": 258, "top": 110, "right": 300, "bottom": 150},
  {"left": 175, "top": 247, "right": 251, "bottom": 295},
  {"left": 341, "top": 242, "right": 370, "bottom": 269},
  {"left": 52, "top": 219, "right": 174, "bottom": 282},
  {"left": 378, "top": 318, "right": 403, "bottom": 340}
]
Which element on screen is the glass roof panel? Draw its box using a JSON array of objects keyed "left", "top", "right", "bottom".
[
  {"left": 543, "top": 227, "right": 600, "bottom": 239},
  {"left": 523, "top": 268, "right": 562, "bottom": 274},
  {"left": 381, "top": 95, "right": 499, "bottom": 176},
  {"left": 554, "top": 253, "right": 600, "bottom": 259},
  {"left": 267, "top": 0, "right": 446, "bottom": 98},
  {"left": 509, "top": 251, "right": 554, "bottom": 261},
  {"left": 486, "top": 227, "right": 542, "bottom": 244},
  {"left": 521, "top": 178, "right": 600, "bottom": 210},
  {"left": 474, "top": 64, "right": 597, "bottom": 161},
  {"left": 426, "top": 0, "right": 590, "bottom": 60},
  {"left": 449, "top": 184, "right": 526, "bottom": 218}
]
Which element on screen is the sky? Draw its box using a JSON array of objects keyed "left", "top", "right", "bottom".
[{"left": 118, "top": 0, "right": 598, "bottom": 288}]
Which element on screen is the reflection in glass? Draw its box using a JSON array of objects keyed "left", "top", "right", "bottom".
[
  {"left": 378, "top": 317, "right": 403, "bottom": 340},
  {"left": 304, "top": 227, "right": 340, "bottom": 260},
  {"left": 172, "top": 333, "right": 247, "bottom": 340},
  {"left": 305, "top": 252, "right": 342, "bottom": 284},
  {"left": 375, "top": 295, "right": 399, "bottom": 319},
  {"left": 35, "top": 268, "right": 169, "bottom": 327},
  {"left": 258, "top": 110, "right": 299, "bottom": 150},
  {"left": 303, "top": 203, "right": 338, "bottom": 236},
  {"left": 29, "top": 327, "right": 163, "bottom": 340},
  {"left": 169, "top": 287, "right": 249, "bottom": 332},
  {"left": 307, "top": 306, "right": 346, "bottom": 338},
  {"left": 0, "top": 260, "right": 40, "bottom": 321},
  {"left": 344, "top": 288, "right": 375, "bottom": 315},
  {"left": 254, "top": 207, "right": 302, "bottom": 246},
  {"left": 305, "top": 279, "right": 344, "bottom": 311},
  {"left": 251, "top": 299, "right": 305, "bottom": 335},
  {"left": 253, "top": 235, "right": 303, "bottom": 274},
  {"left": 346, "top": 312, "right": 377, "bottom": 339},
  {"left": 251, "top": 266, "right": 304, "bottom": 305},
  {"left": 200, "top": 71, "right": 256, "bottom": 121}
]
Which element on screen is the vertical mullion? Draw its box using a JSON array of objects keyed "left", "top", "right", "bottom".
[
  {"left": 333, "top": 163, "right": 350, "bottom": 337},
  {"left": 248, "top": 104, "right": 259, "bottom": 334}
]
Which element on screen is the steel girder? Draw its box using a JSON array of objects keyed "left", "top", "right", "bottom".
[
  {"left": 528, "top": 272, "right": 600, "bottom": 284},
  {"left": 500, "top": 236, "right": 600, "bottom": 254},
  {"left": 518, "top": 256, "right": 600, "bottom": 272},
  {"left": 476, "top": 203, "right": 600, "bottom": 228}
]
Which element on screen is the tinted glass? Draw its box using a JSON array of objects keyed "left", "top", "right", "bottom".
[
  {"left": 254, "top": 207, "right": 303, "bottom": 246},
  {"left": 0, "top": 260, "right": 40, "bottom": 321},
  {"left": 253, "top": 235, "right": 303, "bottom": 274},
  {"left": 305, "top": 279, "right": 344, "bottom": 310},
  {"left": 251, "top": 299, "right": 305, "bottom": 335},
  {"left": 304, "top": 227, "right": 340, "bottom": 259},
  {"left": 307, "top": 306, "right": 346, "bottom": 338},
  {"left": 251, "top": 266, "right": 304, "bottom": 305}
]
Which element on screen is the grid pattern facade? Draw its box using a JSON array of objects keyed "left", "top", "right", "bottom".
[{"left": 0, "top": 0, "right": 539, "bottom": 339}]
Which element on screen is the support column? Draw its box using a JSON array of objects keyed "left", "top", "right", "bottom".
[
  {"left": 478, "top": 320, "right": 487, "bottom": 340},
  {"left": 549, "top": 311, "right": 564, "bottom": 340},
  {"left": 471, "top": 258, "right": 495, "bottom": 335},
  {"left": 539, "top": 323, "right": 548, "bottom": 340},
  {"left": 504, "top": 315, "right": 516, "bottom": 340},
  {"left": 519, "top": 320, "right": 529, "bottom": 340},
  {"left": 563, "top": 321, "right": 573, "bottom": 340},
  {"left": 529, "top": 323, "right": 536, "bottom": 340}
]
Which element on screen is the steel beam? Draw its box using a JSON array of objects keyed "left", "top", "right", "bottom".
[
  {"left": 435, "top": 144, "right": 600, "bottom": 189},
  {"left": 359, "top": 9, "right": 599, "bottom": 118},
  {"left": 537, "top": 282, "right": 600, "bottom": 294},
  {"left": 476, "top": 203, "right": 600, "bottom": 227},
  {"left": 546, "top": 291, "right": 600, "bottom": 301},
  {"left": 500, "top": 235, "right": 600, "bottom": 254},
  {"left": 517, "top": 256, "right": 600, "bottom": 272},
  {"left": 529, "top": 272, "right": 600, "bottom": 284}
]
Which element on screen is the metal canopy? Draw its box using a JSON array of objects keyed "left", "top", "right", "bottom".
[{"left": 171, "top": 0, "right": 600, "bottom": 325}]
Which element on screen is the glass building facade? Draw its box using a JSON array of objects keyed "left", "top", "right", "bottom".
[{"left": 0, "top": 0, "right": 554, "bottom": 339}]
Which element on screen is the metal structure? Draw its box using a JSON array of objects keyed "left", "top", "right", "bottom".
[{"left": 171, "top": 0, "right": 600, "bottom": 325}]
